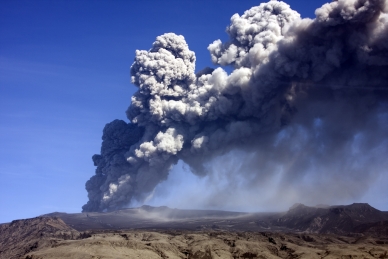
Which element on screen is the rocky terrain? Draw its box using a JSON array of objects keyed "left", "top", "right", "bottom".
[
  {"left": 1, "top": 203, "right": 388, "bottom": 259},
  {"left": 0, "top": 217, "right": 85, "bottom": 259},
  {"left": 273, "top": 203, "right": 388, "bottom": 235}
]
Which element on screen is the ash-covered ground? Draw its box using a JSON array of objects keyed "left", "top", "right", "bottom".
[{"left": 1, "top": 203, "right": 388, "bottom": 259}]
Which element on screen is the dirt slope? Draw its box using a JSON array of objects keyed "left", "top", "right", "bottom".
[
  {"left": 0, "top": 217, "right": 83, "bottom": 259},
  {"left": 23, "top": 230, "right": 388, "bottom": 259}
]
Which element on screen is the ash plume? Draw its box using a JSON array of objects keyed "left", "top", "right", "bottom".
[{"left": 83, "top": 0, "right": 388, "bottom": 212}]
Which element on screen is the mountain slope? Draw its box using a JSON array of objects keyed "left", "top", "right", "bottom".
[
  {"left": 41, "top": 203, "right": 388, "bottom": 235},
  {"left": 273, "top": 203, "right": 388, "bottom": 234},
  {"left": 0, "top": 217, "right": 81, "bottom": 259}
]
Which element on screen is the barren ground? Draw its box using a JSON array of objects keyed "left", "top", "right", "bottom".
[
  {"left": 2, "top": 204, "right": 388, "bottom": 259},
  {"left": 23, "top": 229, "right": 388, "bottom": 259}
]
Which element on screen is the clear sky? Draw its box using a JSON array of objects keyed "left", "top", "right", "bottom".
[{"left": 1, "top": 0, "right": 386, "bottom": 223}]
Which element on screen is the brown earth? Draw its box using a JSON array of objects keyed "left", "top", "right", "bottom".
[
  {"left": 8, "top": 228, "right": 388, "bottom": 259},
  {"left": 0, "top": 217, "right": 85, "bottom": 259},
  {"left": 1, "top": 203, "right": 388, "bottom": 259}
]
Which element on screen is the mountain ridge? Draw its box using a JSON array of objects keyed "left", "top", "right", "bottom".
[
  {"left": 37, "top": 203, "right": 388, "bottom": 235},
  {"left": 274, "top": 202, "right": 388, "bottom": 234}
]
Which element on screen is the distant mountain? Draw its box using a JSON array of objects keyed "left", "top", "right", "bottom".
[
  {"left": 42, "top": 205, "right": 255, "bottom": 231},
  {"left": 39, "top": 203, "right": 388, "bottom": 235},
  {"left": 273, "top": 203, "right": 388, "bottom": 234}
]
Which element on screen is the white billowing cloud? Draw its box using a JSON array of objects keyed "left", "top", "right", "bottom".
[{"left": 83, "top": 0, "right": 388, "bottom": 212}]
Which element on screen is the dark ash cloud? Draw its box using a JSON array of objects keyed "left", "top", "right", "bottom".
[{"left": 83, "top": 0, "right": 388, "bottom": 212}]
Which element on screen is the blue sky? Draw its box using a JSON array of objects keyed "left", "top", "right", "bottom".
[{"left": 2, "top": 0, "right": 386, "bottom": 223}]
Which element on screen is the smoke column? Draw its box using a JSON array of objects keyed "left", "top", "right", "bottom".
[{"left": 83, "top": 0, "right": 388, "bottom": 212}]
